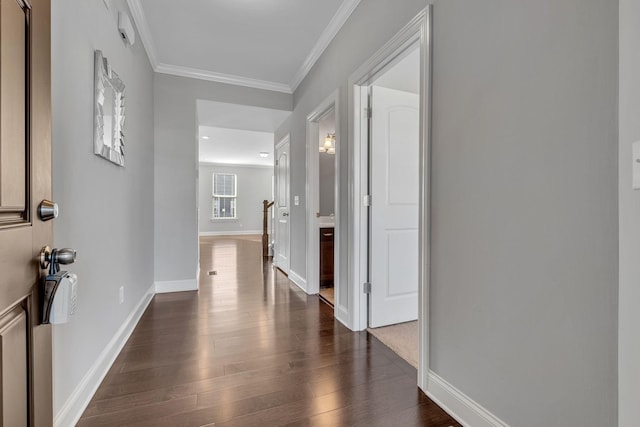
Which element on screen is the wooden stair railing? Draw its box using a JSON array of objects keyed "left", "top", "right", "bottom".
[{"left": 262, "top": 200, "right": 275, "bottom": 257}]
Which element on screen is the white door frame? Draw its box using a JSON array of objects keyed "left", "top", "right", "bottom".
[
  {"left": 305, "top": 91, "right": 347, "bottom": 322},
  {"left": 274, "top": 134, "right": 291, "bottom": 274},
  {"left": 347, "top": 7, "right": 432, "bottom": 391}
]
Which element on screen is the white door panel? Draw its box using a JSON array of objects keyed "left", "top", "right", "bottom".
[
  {"left": 275, "top": 137, "right": 290, "bottom": 273},
  {"left": 387, "top": 109, "right": 420, "bottom": 206},
  {"left": 370, "top": 86, "right": 419, "bottom": 328},
  {"left": 385, "top": 230, "right": 419, "bottom": 297}
]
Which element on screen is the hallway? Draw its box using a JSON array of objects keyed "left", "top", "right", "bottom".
[{"left": 78, "top": 236, "right": 458, "bottom": 426}]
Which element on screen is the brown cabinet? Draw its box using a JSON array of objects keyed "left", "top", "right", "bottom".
[{"left": 319, "top": 228, "right": 334, "bottom": 287}]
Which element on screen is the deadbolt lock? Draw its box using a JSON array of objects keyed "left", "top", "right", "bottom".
[{"left": 38, "top": 200, "right": 59, "bottom": 221}]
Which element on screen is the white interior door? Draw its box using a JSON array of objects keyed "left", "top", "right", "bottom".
[
  {"left": 369, "top": 86, "right": 420, "bottom": 327},
  {"left": 275, "top": 136, "right": 290, "bottom": 273}
]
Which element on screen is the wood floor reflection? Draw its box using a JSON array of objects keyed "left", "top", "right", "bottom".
[{"left": 78, "top": 235, "right": 459, "bottom": 426}]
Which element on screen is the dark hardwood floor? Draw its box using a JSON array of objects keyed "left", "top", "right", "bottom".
[{"left": 78, "top": 235, "right": 459, "bottom": 426}]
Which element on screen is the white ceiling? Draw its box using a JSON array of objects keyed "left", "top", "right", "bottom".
[
  {"left": 199, "top": 126, "right": 274, "bottom": 166},
  {"left": 128, "top": 0, "right": 361, "bottom": 93},
  {"left": 196, "top": 100, "right": 290, "bottom": 165}
]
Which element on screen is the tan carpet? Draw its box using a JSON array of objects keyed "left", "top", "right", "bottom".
[{"left": 368, "top": 321, "right": 418, "bottom": 368}]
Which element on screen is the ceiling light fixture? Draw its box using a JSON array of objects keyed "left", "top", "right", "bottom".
[
  {"left": 319, "top": 133, "right": 336, "bottom": 155},
  {"left": 202, "top": 136, "right": 210, "bottom": 140},
  {"left": 259, "top": 152, "right": 269, "bottom": 158}
]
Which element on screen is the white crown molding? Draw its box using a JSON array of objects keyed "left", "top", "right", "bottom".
[
  {"left": 126, "top": 0, "right": 159, "bottom": 68},
  {"left": 289, "top": 0, "right": 361, "bottom": 92},
  {"left": 126, "top": 0, "right": 359, "bottom": 95},
  {"left": 155, "top": 63, "right": 292, "bottom": 94}
]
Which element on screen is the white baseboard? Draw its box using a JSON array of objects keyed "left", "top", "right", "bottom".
[
  {"left": 335, "top": 304, "right": 351, "bottom": 330},
  {"left": 426, "top": 371, "right": 509, "bottom": 427},
  {"left": 155, "top": 278, "right": 198, "bottom": 294},
  {"left": 199, "top": 230, "right": 261, "bottom": 236},
  {"left": 288, "top": 269, "right": 308, "bottom": 293},
  {"left": 54, "top": 283, "right": 155, "bottom": 427}
]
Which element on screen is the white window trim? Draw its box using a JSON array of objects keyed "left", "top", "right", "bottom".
[{"left": 212, "top": 173, "right": 238, "bottom": 219}]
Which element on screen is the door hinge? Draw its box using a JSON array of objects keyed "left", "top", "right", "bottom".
[
  {"left": 363, "top": 195, "right": 372, "bottom": 207},
  {"left": 363, "top": 282, "right": 371, "bottom": 294}
]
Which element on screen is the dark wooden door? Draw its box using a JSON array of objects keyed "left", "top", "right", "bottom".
[
  {"left": 319, "top": 228, "right": 333, "bottom": 287},
  {"left": 0, "top": 0, "right": 52, "bottom": 425}
]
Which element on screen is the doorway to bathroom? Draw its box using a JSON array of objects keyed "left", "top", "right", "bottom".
[
  {"left": 317, "top": 111, "right": 336, "bottom": 306},
  {"left": 306, "top": 91, "right": 344, "bottom": 319}
]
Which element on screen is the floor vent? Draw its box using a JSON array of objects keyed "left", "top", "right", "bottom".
[{"left": 208, "top": 271, "right": 218, "bottom": 276}]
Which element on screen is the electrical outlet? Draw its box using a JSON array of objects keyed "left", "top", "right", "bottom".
[{"left": 119, "top": 286, "right": 124, "bottom": 304}]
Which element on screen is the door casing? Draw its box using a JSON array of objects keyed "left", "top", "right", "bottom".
[{"left": 347, "top": 7, "right": 432, "bottom": 391}]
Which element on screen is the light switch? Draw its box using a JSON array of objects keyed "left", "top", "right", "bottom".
[
  {"left": 294, "top": 196, "right": 300, "bottom": 206},
  {"left": 633, "top": 141, "right": 640, "bottom": 190}
]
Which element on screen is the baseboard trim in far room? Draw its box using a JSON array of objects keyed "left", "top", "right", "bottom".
[
  {"left": 155, "top": 278, "right": 198, "bottom": 293},
  {"left": 54, "top": 283, "right": 155, "bottom": 427},
  {"left": 199, "top": 230, "right": 262, "bottom": 237},
  {"left": 426, "top": 371, "right": 510, "bottom": 427},
  {"left": 288, "top": 269, "right": 307, "bottom": 293}
]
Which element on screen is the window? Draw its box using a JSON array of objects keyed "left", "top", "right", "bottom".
[{"left": 212, "top": 173, "right": 237, "bottom": 219}]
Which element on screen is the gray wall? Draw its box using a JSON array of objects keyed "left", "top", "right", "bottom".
[
  {"left": 154, "top": 74, "right": 291, "bottom": 283},
  {"left": 198, "top": 164, "right": 273, "bottom": 235},
  {"left": 51, "top": 0, "right": 154, "bottom": 418},
  {"left": 318, "top": 153, "right": 335, "bottom": 215},
  {"left": 429, "top": 2, "right": 617, "bottom": 425},
  {"left": 619, "top": 0, "right": 640, "bottom": 425},
  {"left": 276, "top": 0, "right": 618, "bottom": 425},
  {"left": 318, "top": 113, "right": 336, "bottom": 216}
]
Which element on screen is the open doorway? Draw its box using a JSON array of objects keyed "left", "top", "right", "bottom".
[
  {"left": 194, "top": 100, "right": 290, "bottom": 283},
  {"left": 306, "top": 91, "right": 343, "bottom": 318},
  {"left": 348, "top": 8, "right": 431, "bottom": 390},
  {"left": 365, "top": 45, "right": 420, "bottom": 367},
  {"left": 317, "top": 111, "right": 336, "bottom": 305}
]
